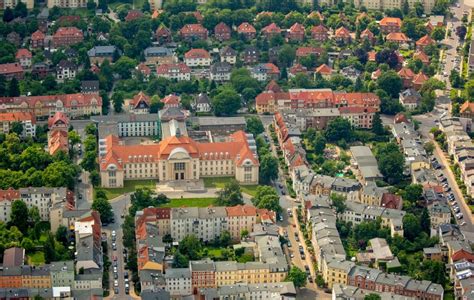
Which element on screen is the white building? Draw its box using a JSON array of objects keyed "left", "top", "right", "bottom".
[
  {"left": 170, "top": 207, "right": 228, "bottom": 242},
  {"left": 184, "top": 49, "right": 211, "bottom": 68},
  {"left": 19, "top": 187, "right": 71, "bottom": 221},
  {"left": 164, "top": 268, "right": 192, "bottom": 297},
  {"left": 56, "top": 60, "right": 76, "bottom": 81}
]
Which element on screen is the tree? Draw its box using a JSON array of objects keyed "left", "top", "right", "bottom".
[
  {"left": 420, "top": 208, "right": 431, "bottom": 234},
  {"left": 252, "top": 186, "right": 281, "bottom": 213},
  {"left": 10, "top": 122, "right": 23, "bottom": 136},
  {"left": 403, "top": 213, "right": 422, "bottom": 241},
  {"left": 112, "top": 56, "right": 137, "bottom": 79},
  {"left": 10, "top": 200, "right": 28, "bottom": 232},
  {"left": 431, "top": 26, "right": 445, "bottom": 41},
  {"left": 28, "top": 206, "right": 40, "bottom": 224},
  {"left": 325, "top": 117, "right": 353, "bottom": 143},
  {"left": 55, "top": 225, "right": 69, "bottom": 247},
  {"left": 372, "top": 113, "right": 385, "bottom": 135},
  {"left": 246, "top": 116, "right": 264, "bottom": 136},
  {"left": 13, "top": 2, "right": 27, "bottom": 18},
  {"left": 423, "top": 141, "right": 435, "bottom": 155},
  {"left": 218, "top": 230, "right": 231, "bottom": 247},
  {"left": 414, "top": 2, "right": 424, "bottom": 16},
  {"left": 85, "top": 123, "right": 97, "bottom": 136},
  {"left": 68, "top": 130, "right": 81, "bottom": 147},
  {"left": 3, "top": 7, "right": 14, "bottom": 22},
  {"left": 285, "top": 266, "right": 307, "bottom": 288},
  {"left": 402, "top": 0, "right": 409, "bottom": 15},
  {"left": 92, "top": 197, "right": 114, "bottom": 223},
  {"left": 112, "top": 92, "right": 124, "bottom": 113},
  {"left": 313, "top": 133, "right": 326, "bottom": 155},
  {"left": 378, "top": 71, "right": 403, "bottom": 99},
  {"left": 456, "top": 25, "right": 467, "bottom": 40},
  {"left": 21, "top": 237, "right": 34, "bottom": 252},
  {"left": 403, "top": 184, "right": 423, "bottom": 203},
  {"left": 8, "top": 78, "right": 20, "bottom": 97},
  {"left": 240, "top": 229, "right": 249, "bottom": 239},
  {"left": 216, "top": 179, "right": 243, "bottom": 206},
  {"left": 259, "top": 155, "right": 278, "bottom": 184},
  {"left": 212, "top": 87, "right": 241, "bottom": 116},
  {"left": 44, "top": 232, "right": 56, "bottom": 263},
  {"left": 277, "top": 45, "right": 296, "bottom": 68},
  {"left": 466, "top": 80, "right": 474, "bottom": 100},
  {"left": 364, "top": 294, "right": 382, "bottom": 300},
  {"left": 173, "top": 250, "right": 189, "bottom": 268},
  {"left": 432, "top": 0, "right": 448, "bottom": 15},
  {"left": 331, "top": 193, "right": 347, "bottom": 215},
  {"left": 375, "top": 143, "right": 404, "bottom": 184},
  {"left": 178, "top": 235, "right": 202, "bottom": 260}
]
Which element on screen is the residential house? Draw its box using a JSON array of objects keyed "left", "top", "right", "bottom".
[
  {"left": 251, "top": 63, "right": 280, "bottom": 81},
  {"left": 210, "top": 62, "right": 232, "bottom": 82},
  {"left": 184, "top": 49, "right": 211, "bottom": 67},
  {"left": 242, "top": 46, "right": 259, "bottom": 65},
  {"left": 214, "top": 22, "right": 231, "bottom": 41},
  {"left": 136, "top": 63, "right": 151, "bottom": 80},
  {"left": 124, "top": 10, "right": 143, "bottom": 21},
  {"left": 0, "top": 63, "right": 24, "bottom": 80},
  {"left": 237, "top": 22, "right": 256, "bottom": 39},
  {"left": 350, "top": 146, "right": 383, "bottom": 182},
  {"left": 416, "top": 34, "right": 435, "bottom": 50},
  {"left": 155, "top": 25, "right": 172, "bottom": 44},
  {"left": 48, "top": 111, "right": 69, "bottom": 155},
  {"left": 360, "top": 28, "right": 375, "bottom": 44},
  {"left": 52, "top": 27, "right": 84, "bottom": 48},
  {"left": 7, "top": 32, "right": 21, "bottom": 47},
  {"left": 144, "top": 47, "right": 176, "bottom": 66},
  {"left": 56, "top": 60, "right": 77, "bottom": 81},
  {"left": 413, "top": 50, "right": 430, "bottom": 65},
  {"left": 311, "top": 24, "right": 329, "bottom": 42},
  {"left": 87, "top": 46, "right": 119, "bottom": 65},
  {"left": 398, "top": 67, "right": 415, "bottom": 88},
  {"left": 288, "top": 22, "right": 305, "bottom": 41},
  {"left": 15, "top": 49, "right": 32, "bottom": 68},
  {"left": 261, "top": 23, "right": 281, "bottom": 39},
  {"left": 412, "top": 72, "right": 429, "bottom": 90},
  {"left": 399, "top": 88, "right": 421, "bottom": 110},
  {"left": 194, "top": 93, "right": 211, "bottom": 113},
  {"left": 81, "top": 80, "right": 100, "bottom": 94},
  {"left": 180, "top": 24, "right": 208, "bottom": 41},
  {"left": 460, "top": 101, "right": 474, "bottom": 120},
  {"left": 334, "top": 27, "right": 351, "bottom": 44},
  {"left": 164, "top": 269, "right": 192, "bottom": 297},
  {"left": 129, "top": 91, "right": 150, "bottom": 114},
  {"left": 0, "top": 112, "right": 36, "bottom": 137},
  {"left": 156, "top": 63, "right": 191, "bottom": 81},
  {"left": 380, "top": 17, "right": 402, "bottom": 33},
  {"left": 220, "top": 46, "right": 237, "bottom": 64},
  {"left": 386, "top": 32, "right": 410, "bottom": 45},
  {"left": 31, "top": 30, "right": 45, "bottom": 49},
  {"left": 315, "top": 64, "right": 333, "bottom": 79}
]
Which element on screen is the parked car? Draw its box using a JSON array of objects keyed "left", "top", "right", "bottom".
[
  {"left": 114, "top": 280, "right": 118, "bottom": 287},
  {"left": 308, "top": 275, "right": 313, "bottom": 283},
  {"left": 456, "top": 213, "right": 464, "bottom": 219},
  {"left": 460, "top": 221, "right": 466, "bottom": 226},
  {"left": 112, "top": 243, "right": 117, "bottom": 250},
  {"left": 301, "top": 253, "right": 305, "bottom": 260},
  {"left": 114, "top": 287, "right": 119, "bottom": 294},
  {"left": 114, "top": 272, "right": 118, "bottom": 279},
  {"left": 287, "top": 241, "right": 292, "bottom": 248}
]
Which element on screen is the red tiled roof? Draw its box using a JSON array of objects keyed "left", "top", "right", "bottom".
[
  {"left": 0, "top": 112, "right": 35, "bottom": 123},
  {"left": 0, "top": 188, "right": 20, "bottom": 202},
  {"left": 215, "top": 22, "right": 231, "bottom": 33},
  {"left": 156, "top": 63, "right": 191, "bottom": 75},
  {"left": 452, "top": 249, "right": 474, "bottom": 262},
  {"left": 264, "top": 63, "right": 280, "bottom": 74},
  {"left": 180, "top": 24, "right": 207, "bottom": 34},
  {"left": 289, "top": 22, "right": 305, "bottom": 33},
  {"left": 380, "top": 17, "right": 402, "bottom": 27},
  {"left": 315, "top": 64, "right": 333, "bottom": 75},
  {"left": 130, "top": 91, "right": 150, "bottom": 108},
  {"left": 398, "top": 67, "right": 415, "bottom": 78},
  {"left": 262, "top": 23, "right": 281, "bottom": 34},
  {"left": 185, "top": 48, "right": 210, "bottom": 59},
  {"left": 386, "top": 32, "right": 409, "bottom": 42},
  {"left": 137, "top": 63, "right": 151, "bottom": 75},
  {"left": 460, "top": 101, "right": 474, "bottom": 114},
  {"left": 311, "top": 24, "right": 328, "bottom": 34},
  {"left": 265, "top": 80, "right": 282, "bottom": 93},
  {"left": 361, "top": 28, "right": 374, "bottom": 39},
  {"left": 16, "top": 49, "right": 32, "bottom": 59},
  {"left": 381, "top": 193, "right": 402, "bottom": 209},
  {"left": 335, "top": 27, "right": 350, "bottom": 37},
  {"left": 413, "top": 50, "right": 430, "bottom": 63},
  {"left": 413, "top": 72, "right": 428, "bottom": 85},
  {"left": 31, "top": 30, "right": 45, "bottom": 41},
  {"left": 368, "top": 51, "right": 376, "bottom": 61},
  {"left": 296, "top": 46, "right": 323, "bottom": 57},
  {"left": 48, "top": 111, "right": 68, "bottom": 128},
  {"left": 237, "top": 22, "right": 256, "bottom": 33},
  {"left": 225, "top": 205, "right": 257, "bottom": 217},
  {"left": 49, "top": 130, "right": 68, "bottom": 155},
  {"left": 416, "top": 34, "right": 435, "bottom": 46},
  {"left": 155, "top": 25, "right": 171, "bottom": 37},
  {"left": 0, "top": 93, "right": 102, "bottom": 108},
  {"left": 289, "top": 63, "right": 307, "bottom": 75},
  {"left": 54, "top": 27, "right": 83, "bottom": 38},
  {"left": 125, "top": 10, "right": 144, "bottom": 21},
  {"left": 161, "top": 94, "right": 180, "bottom": 105},
  {"left": 308, "top": 11, "right": 324, "bottom": 20},
  {"left": 0, "top": 63, "right": 23, "bottom": 75}
]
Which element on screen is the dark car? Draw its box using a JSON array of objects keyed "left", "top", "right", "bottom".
[
  {"left": 124, "top": 272, "right": 129, "bottom": 279},
  {"left": 125, "top": 288, "right": 129, "bottom": 295},
  {"left": 114, "top": 287, "right": 119, "bottom": 294},
  {"left": 114, "top": 273, "right": 118, "bottom": 279}
]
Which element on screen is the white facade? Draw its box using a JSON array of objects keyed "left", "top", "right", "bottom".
[
  {"left": 118, "top": 121, "right": 159, "bottom": 137},
  {"left": 73, "top": 275, "right": 102, "bottom": 290},
  {"left": 159, "top": 72, "right": 191, "bottom": 81},
  {"left": 251, "top": 72, "right": 268, "bottom": 82},
  {"left": 57, "top": 67, "right": 76, "bottom": 81},
  {"left": 18, "top": 57, "right": 32, "bottom": 68},
  {"left": 47, "top": 0, "right": 95, "bottom": 8},
  {"left": 210, "top": 71, "right": 230, "bottom": 82},
  {"left": 170, "top": 207, "right": 228, "bottom": 242},
  {"left": 164, "top": 269, "right": 192, "bottom": 297},
  {"left": 184, "top": 57, "right": 211, "bottom": 68},
  {"left": 0, "top": 200, "right": 12, "bottom": 223},
  {"left": 196, "top": 102, "right": 211, "bottom": 113},
  {"left": 221, "top": 55, "right": 236, "bottom": 65},
  {"left": 20, "top": 187, "right": 69, "bottom": 221}
]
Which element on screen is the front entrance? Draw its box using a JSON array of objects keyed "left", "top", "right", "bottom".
[{"left": 175, "top": 172, "right": 185, "bottom": 180}]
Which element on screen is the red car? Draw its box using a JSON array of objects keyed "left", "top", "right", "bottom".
[{"left": 113, "top": 256, "right": 117, "bottom": 261}]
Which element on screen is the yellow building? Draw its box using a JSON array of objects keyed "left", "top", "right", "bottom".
[
  {"left": 21, "top": 267, "right": 51, "bottom": 289},
  {"left": 100, "top": 131, "right": 259, "bottom": 188},
  {"left": 215, "top": 262, "right": 286, "bottom": 286},
  {"left": 324, "top": 260, "right": 355, "bottom": 289}
]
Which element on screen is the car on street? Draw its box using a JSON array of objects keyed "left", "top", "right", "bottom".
[
  {"left": 301, "top": 253, "right": 305, "bottom": 260},
  {"left": 456, "top": 213, "right": 463, "bottom": 219},
  {"left": 113, "top": 266, "right": 117, "bottom": 273},
  {"left": 460, "top": 221, "right": 466, "bottom": 226},
  {"left": 308, "top": 275, "right": 313, "bottom": 283},
  {"left": 124, "top": 272, "right": 129, "bottom": 279},
  {"left": 114, "top": 280, "right": 118, "bottom": 287},
  {"left": 453, "top": 207, "right": 460, "bottom": 213},
  {"left": 278, "top": 215, "right": 283, "bottom": 222},
  {"left": 287, "top": 241, "right": 292, "bottom": 248},
  {"left": 112, "top": 230, "right": 116, "bottom": 237},
  {"left": 304, "top": 265, "right": 310, "bottom": 274},
  {"left": 112, "top": 243, "right": 117, "bottom": 250},
  {"left": 114, "top": 287, "right": 119, "bottom": 294},
  {"left": 290, "top": 253, "right": 294, "bottom": 258},
  {"left": 125, "top": 288, "right": 129, "bottom": 295},
  {"left": 114, "top": 273, "right": 118, "bottom": 279}
]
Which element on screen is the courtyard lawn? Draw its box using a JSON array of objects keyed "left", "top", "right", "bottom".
[
  {"left": 28, "top": 252, "right": 45, "bottom": 265},
  {"left": 159, "top": 197, "right": 217, "bottom": 208},
  {"left": 97, "top": 180, "right": 156, "bottom": 200},
  {"left": 203, "top": 177, "right": 259, "bottom": 197}
]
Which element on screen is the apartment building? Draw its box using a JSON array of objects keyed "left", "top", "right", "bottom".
[
  {"left": 31, "top": 30, "right": 46, "bottom": 49},
  {"left": 0, "top": 63, "right": 24, "bottom": 81},
  {"left": 237, "top": 22, "right": 256, "bottom": 40},
  {"left": 180, "top": 24, "right": 208, "bottom": 41},
  {"left": 184, "top": 49, "right": 211, "bottom": 67},
  {"left": 0, "top": 0, "right": 33, "bottom": 9},
  {"left": 48, "top": 111, "right": 69, "bottom": 155},
  {"left": 52, "top": 27, "right": 84, "bottom": 48},
  {"left": 15, "top": 49, "right": 32, "bottom": 68},
  {"left": 0, "top": 112, "right": 36, "bottom": 137},
  {"left": 171, "top": 207, "right": 228, "bottom": 242},
  {"left": 144, "top": 47, "right": 176, "bottom": 66},
  {"left": 164, "top": 268, "right": 192, "bottom": 296},
  {"left": 352, "top": 0, "right": 434, "bottom": 13},
  {"left": 156, "top": 63, "right": 191, "bottom": 81},
  {"left": 197, "top": 282, "right": 296, "bottom": 299},
  {"left": 74, "top": 211, "right": 103, "bottom": 273},
  {"left": 99, "top": 130, "right": 259, "bottom": 187},
  {"left": 87, "top": 46, "right": 119, "bottom": 65},
  {"left": 220, "top": 46, "right": 237, "bottom": 64},
  {"left": 50, "top": 261, "right": 74, "bottom": 288},
  {"left": 0, "top": 93, "right": 102, "bottom": 118},
  {"left": 47, "top": 0, "right": 95, "bottom": 8}
]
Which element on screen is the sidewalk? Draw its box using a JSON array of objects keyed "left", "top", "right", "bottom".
[{"left": 434, "top": 142, "right": 474, "bottom": 223}]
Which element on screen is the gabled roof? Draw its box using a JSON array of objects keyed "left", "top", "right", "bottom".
[
  {"left": 16, "top": 49, "right": 32, "bottom": 59},
  {"left": 311, "top": 24, "right": 328, "bottom": 34},
  {"left": 180, "top": 24, "right": 207, "bottom": 34},
  {"left": 361, "top": 28, "right": 374, "bottom": 39},
  {"left": 386, "top": 32, "right": 409, "bottom": 42},
  {"left": 161, "top": 94, "right": 180, "bottom": 106},
  {"left": 296, "top": 46, "right": 323, "bottom": 57},
  {"left": 315, "top": 64, "right": 333, "bottom": 75},
  {"left": 214, "top": 22, "right": 231, "bottom": 33},
  {"left": 335, "top": 27, "right": 350, "bottom": 37},
  {"left": 237, "top": 22, "right": 256, "bottom": 33},
  {"left": 265, "top": 80, "right": 282, "bottom": 92},
  {"left": 289, "top": 22, "right": 305, "bottom": 33},
  {"left": 412, "top": 72, "right": 428, "bottom": 85},
  {"left": 136, "top": 63, "right": 151, "bottom": 75},
  {"left": 125, "top": 10, "right": 144, "bottom": 21},
  {"left": 289, "top": 64, "right": 307, "bottom": 75},
  {"left": 220, "top": 46, "right": 236, "bottom": 57},
  {"left": 460, "top": 101, "right": 474, "bottom": 114},
  {"left": 31, "top": 30, "right": 45, "bottom": 40},
  {"left": 380, "top": 17, "right": 402, "bottom": 27},
  {"left": 130, "top": 91, "right": 150, "bottom": 108},
  {"left": 0, "top": 63, "right": 23, "bottom": 75},
  {"left": 262, "top": 23, "right": 281, "bottom": 34},
  {"left": 416, "top": 34, "right": 435, "bottom": 46},
  {"left": 398, "top": 67, "right": 415, "bottom": 78},
  {"left": 413, "top": 50, "right": 430, "bottom": 63},
  {"left": 185, "top": 48, "right": 210, "bottom": 59},
  {"left": 48, "top": 111, "right": 69, "bottom": 128}
]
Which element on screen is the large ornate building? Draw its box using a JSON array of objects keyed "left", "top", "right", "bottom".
[{"left": 100, "top": 131, "right": 259, "bottom": 187}]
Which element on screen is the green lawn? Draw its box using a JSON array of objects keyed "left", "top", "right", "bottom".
[
  {"left": 159, "top": 198, "right": 217, "bottom": 208},
  {"left": 203, "top": 177, "right": 259, "bottom": 197},
  {"left": 28, "top": 252, "right": 45, "bottom": 265},
  {"left": 97, "top": 180, "right": 156, "bottom": 200}
]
